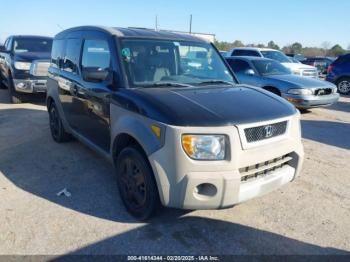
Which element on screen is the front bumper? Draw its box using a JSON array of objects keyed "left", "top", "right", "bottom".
[
  {"left": 148, "top": 114, "right": 304, "bottom": 209},
  {"left": 282, "top": 93, "right": 340, "bottom": 109},
  {"left": 13, "top": 79, "right": 47, "bottom": 93}
]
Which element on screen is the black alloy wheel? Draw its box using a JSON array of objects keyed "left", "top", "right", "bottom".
[{"left": 116, "top": 146, "right": 160, "bottom": 220}]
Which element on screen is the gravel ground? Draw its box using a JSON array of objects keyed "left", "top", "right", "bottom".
[{"left": 0, "top": 89, "right": 349, "bottom": 255}]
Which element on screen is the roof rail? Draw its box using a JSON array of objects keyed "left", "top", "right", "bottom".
[{"left": 127, "top": 27, "right": 154, "bottom": 30}]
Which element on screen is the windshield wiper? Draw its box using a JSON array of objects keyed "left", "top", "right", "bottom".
[
  {"left": 197, "top": 80, "right": 234, "bottom": 86},
  {"left": 142, "top": 82, "right": 193, "bottom": 88}
]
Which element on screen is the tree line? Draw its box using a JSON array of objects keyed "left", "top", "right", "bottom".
[{"left": 215, "top": 40, "right": 350, "bottom": 57}]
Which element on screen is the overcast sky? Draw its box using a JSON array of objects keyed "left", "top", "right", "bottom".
[{"left": 1, "top": 0, "right": 349, "bottom": 48}]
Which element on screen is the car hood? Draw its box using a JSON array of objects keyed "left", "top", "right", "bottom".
[
  {"left": 281, "top": 62, "right": 316, "bottom": 70},
  {"left": 14, "top": 52, "right": 51, "bottom": 62},
  {"left": 113, "top": 85, "right": 296, "bottom": 126},
  {"left": 267, "top": 74, "right": 335, "bottom": 88}
]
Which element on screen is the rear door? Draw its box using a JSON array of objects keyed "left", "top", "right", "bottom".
[{"left": 56, "top": 35, "right": 83, "bottom": 130}]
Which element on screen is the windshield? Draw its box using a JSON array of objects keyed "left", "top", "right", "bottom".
[
  {"left": 120, "top": 39, "right": 235, "bottom": 88},
  {"left": 253, "top": 60, "right": 292, "bottom": 76},
  {"left": 13, "top": 38, "right": 52, "bottom": 53},
  {"left": 260, "top": 51, "right": 291, "bottom": 63}
]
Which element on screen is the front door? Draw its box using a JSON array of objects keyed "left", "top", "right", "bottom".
[{"left": 74, "top": 38, "right": 113, "bottom": 152}]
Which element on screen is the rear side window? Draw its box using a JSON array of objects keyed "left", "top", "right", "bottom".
[
  {"left": 227, "top": 59, "right": 253, "bottom": 73},
  {"left": 51, "top": 39, "right": 65, "bottom": 68},
  {"left": 63, "top": 38, "right": 82, "bottom": 73},
  {"left": 231, "top": 50, "right": 260, "bottom": 57},
  {"left": 81, "top": 40, "right": 111, "bottom": 69}
]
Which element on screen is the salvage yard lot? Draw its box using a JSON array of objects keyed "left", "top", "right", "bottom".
[{"left": 0, "top": 89, "right": 349, "bottom": 255}]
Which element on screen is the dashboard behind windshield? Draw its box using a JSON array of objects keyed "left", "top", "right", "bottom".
[{"left": 120, "top": 39, "right": 235, "bottom": 87}]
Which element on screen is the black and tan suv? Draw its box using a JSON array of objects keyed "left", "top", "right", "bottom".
[{"left": 47, "top": 26, "right": 304, "bottom": 219}]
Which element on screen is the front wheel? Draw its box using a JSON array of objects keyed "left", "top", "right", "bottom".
[
  {"left": 116, "top": 146, "right": 160, "bottom": 220},
  {"left": 7, "top": 77, "right": 23, "bottom": 103},
  {"left": 337, "top": 77, "right": 350, "bottom": 95},
  {"left": 0, "top": 75, "right": 6, "bottom": 89}
]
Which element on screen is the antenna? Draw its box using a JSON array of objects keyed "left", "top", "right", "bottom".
[
  {"left": 189, "top": 14, "right": 192, "bottom": 34},
  {"left": 155, "top": 15, "right": 158, "bottom": 31}
]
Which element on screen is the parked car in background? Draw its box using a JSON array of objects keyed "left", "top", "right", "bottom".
[
  {"left": 0, "top": 35, "right": 52, "bottom": 103},
  {"left": 225, "top": 56, "right": 339, "bottom": 109},
  {"left": 286, "top": 53, "right": 306, "bottom": 62},
  {"left": 302, "top": 57, "right": 335, "bottom": 77},
  {"left": 219, "top": 50, "right": 228, "bottom": 57},
  {"left": 326, "top": 53, "right": 350, "bottom": 94},
  {"left": 229, "top": 48, "right": 318, "bottom": 78},
  {"left": 46, "top": 26, "right": 304, "bottom": 219},
  {"left": 289, "top": 57, "right": 302, "bottom": 64}
]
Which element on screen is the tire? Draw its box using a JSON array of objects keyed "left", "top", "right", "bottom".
[
  {"left": 48, "top": 102, "right": 72, "bottom": 143},
  {"left": 7, "top": 77, "right": 23, "bottom": 103},
  {"left": 0, "top": 75, "right": 6, "bottom": 89},
  {"left": 116, "top": 146, "right": 160, "bottom": 220},
  {"left": 336, "top": 77, "right": 350, "bottom": 95}
]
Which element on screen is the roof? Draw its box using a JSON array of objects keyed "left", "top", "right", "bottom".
[
  {"left": 55, "top": 26, "right": 207, "bottom": 42},
  {"left": 10, "top": 35, "right": 53, "bottom": 39},
  {"left": 231, "top": 47, "right": 277, "bottom": 52},
  {"left": 226, "top": 56, "right": 275, "bottom": 61}
]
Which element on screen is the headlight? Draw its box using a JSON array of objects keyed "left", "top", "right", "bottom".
[
  {"left": 288, "top": 88, "right": 313, "bottom": 95},
  {"left": 292, "top": 69, "right": 302, "bottom": 75},
  {"left": 14, "top": 61, "right": 31, "bottom": 70},
  {"left": 182, "top": 134, "right": 226, "bottom": 160}
]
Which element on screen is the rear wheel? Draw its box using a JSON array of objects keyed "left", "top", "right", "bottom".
[
  {"left": 336, "top": 77, "right": 350, "bottom": 95},
  {"left": 48, "top": 102, "right": 71, "bottom": 143},
  {"left": 116, "top": 146, "right": 160, "bottom": 220}
]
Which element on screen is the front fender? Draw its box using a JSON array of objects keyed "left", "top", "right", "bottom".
[{"left": 110, "top": 103, "right": 166, "bottom": 156}]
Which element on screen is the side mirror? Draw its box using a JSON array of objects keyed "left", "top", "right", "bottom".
[
  {"left": 82, "top": 67, "right": 110, "bottom": 82},
  {"left": 245, "top": 69, "right": 255, "bottom": 75}
]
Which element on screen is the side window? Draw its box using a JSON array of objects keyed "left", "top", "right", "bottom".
[
  {"left": 81, "top": 39, "right": 111, "bottom": 69},
  {"left": 51, "top": 39, "right": 65, "bottom": 68},
  {"left": 3, "top": 39, "right": 9, "bottom": 49},
  {"left": 63, "top": 38, "right": 81, "bottom": 73},
  {"left": 227, "top": 59, "right": 252, "bottom": 73},
  {"left": 5, "top": 38, "right": 12, "bottom": 51},
  {"left": 232, "top": 50, "right": 260, "bottom": 57}
]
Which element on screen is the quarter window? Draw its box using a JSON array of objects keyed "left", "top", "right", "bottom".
[
  {"left": 81, "top": 40, "right": 111, "bottom": 69},
  {"left": 51, "top": 39, "right": 65, "bottom": 68},
  {"left": 63, "top": 38, "right": 81, "bottom": 73}
]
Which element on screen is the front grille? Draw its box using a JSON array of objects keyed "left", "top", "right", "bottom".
[
  {"left": 315, "top": 88, "right": 332, "bottom": 96},
  {"left": 30, "top": 61, "right": 50, "bottom": 76},
  {"left": 240, "top": 154, "right": 292, "bottom": 182},
  {"left": 302, "top": 69, "right": 318, "bottom": 78},
  {"left": 244, "top": 121, "right": 287, "bottom": 143}
]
